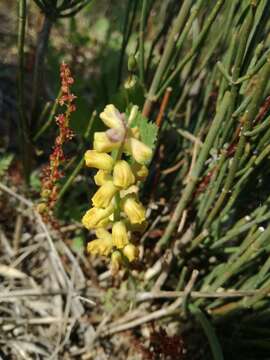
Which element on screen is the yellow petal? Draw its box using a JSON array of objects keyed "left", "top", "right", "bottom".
[
  {"left": 85, "top": 150, "right": 113, "bottom": 171},
  {"left": 113, "top": 160, "right": 135, "bottom": 189},
  {"left": 94, "top": 170, "right": 112, "bottom": 186},
  {"left": 92, "top": 181, "right": 118, "bottom": 208},
  {"left": 112, "top": 221, "right": 129, "bottom": 249},
  {"left": 100, "top": 104, "right": 125, "bottom": 130},
  {"left": 93, "top": 132, "right": 121, "bottom": 153},
  {"left": 110, "top": 250, "right": 123, "bottom": 274},
  {"left": 122, "top": 196, "right": 146, "bottom": 224},
  {"left": 124, "top": 138, "right": 152, "bottom": 165},
  {"left": 131, "top": 163, "right": 149, "bottom": 181},
  {"left": 95, "top": 228, "right": 112, "bottom": 241},
  {"left": 82, "top": 205, "right": 113, "bottom": 229},
  {"left": 87, "top": 237, "right": 113, "bottom": 256},
  {"left": 123, "top": 244, "right": 139, "bottom": 262}
]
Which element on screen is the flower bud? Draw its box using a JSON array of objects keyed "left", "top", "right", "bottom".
[
  {"left": 87, "top": 237, "right": 113, "bottom": 256},
  {"left": 113, "top": 160, "right": 135, "bottom": 189},
  {"left": 131, "top": 163, "right": 149, "bottom": 181},
  {"left": 124, "top": 138, "right": 152, "bottom": 165},
  {"left": 82, "top": 205, "right": 113, "bottom": 229},
  {"left": 92, "top": 181, "right": 117, "bottom": 208},
  {"left": 110, "top": 250, "right": 123, "bottom": 274},
  {"left": 128, "top": 54, "right": 137, "bottom": 72},
  {"left": 85, "top": 150, "right": 113, "bottom": 171},
  {"left": 112, "top": 221, "right": 129, "bottom": 249},
  {"left": 41, "top": 189, "right": 51, "bottom": 199},
  {"left": 94, "top": 170, "right": 112, "bottom": 186},
  {"left": 100, "top": 104, "right": 126, "bottom": 130},
  {"left": 122, "top": 196, "right": 146, "bottom": 224},
  {"left": 123, "top": 244, "right": 139, "bottom": 262},
  {"left": 93, "top": 132, "right": 121, "bottom": 153},
  {"left": 37, "top": 202, "right": 47, "bottom": 214}
]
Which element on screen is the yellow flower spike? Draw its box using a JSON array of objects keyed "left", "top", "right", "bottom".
[
  {"left": 123, "top": 243, "right": 139, "bottom": 262},
  {"left": 82, "top": 205, "right": 113, "bottom": 229},
  {"left": 93, "top": 132, "right": 121, "bottom": 153},
  {"left": 122, "top": 196, "right": 146, "bottom": 224},
  {"left": 84, "top": 150, "right": 113, "bottom": 171},
  {"left": 100, "top": 104, "right": 126, "bottom": 130},
  {"left": 94, "top": 170, "right": 112, "bottom": 186},
  {"left": 131, "top": 163, "right": 149, "bottom": 181},
  {"left": 92, "top": 180, "right": 118, "bottom": 208},
  {"left": 112, "top": 221, "right": 129, "bottom": 249},
  {"left": 113, "top": 160, "right": 135, "bottom": 189},
  {"left": 87, "top": 236, "right": 113, "bottom": 256},
  {"left": 124, "top": 137, "right": 152, "bottom": 165}
]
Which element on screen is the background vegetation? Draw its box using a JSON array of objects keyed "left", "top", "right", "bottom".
[{"left": 1, "top": 0, "right": 270, "bottom": 358}]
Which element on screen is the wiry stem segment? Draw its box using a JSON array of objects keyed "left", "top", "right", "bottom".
[{"left": 17, "top": 0, "right": 31, "bottom": 184}]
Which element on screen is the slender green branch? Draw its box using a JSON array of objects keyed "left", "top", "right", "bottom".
[
  {"left": 189, "top": 304, "right": 224, "bottom": 360},
  {"left": 142, "top": 0, "right": 193, "bottom": 116},
  {"left": 31, "top": 15, "right": 53, "bottom": 121},
  {"left": 158, "top": 91, "right": 231, "bottom": 248},
  {"left": 33, "top": 89, "right": 61, "bottom": 141},
  {"left": 17, "top": 0, "right": 31, "bottom": 184},
  {"left": 139, "top": 0, "right": 147, "bottom": 84}
]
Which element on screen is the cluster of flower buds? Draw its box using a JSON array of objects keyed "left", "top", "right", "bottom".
[
  {"left": 82, "top": 104, "right": 152, "bottom": 273},
  {"left": 38, "top": 63, "right": 76, "bottom": 223}
]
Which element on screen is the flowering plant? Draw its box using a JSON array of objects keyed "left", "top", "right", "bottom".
[{"left": 82, "top": 104, "right": 157, "bottom": 273}]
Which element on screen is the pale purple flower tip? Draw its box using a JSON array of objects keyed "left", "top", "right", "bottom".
[{"left": 106, "top": 128, "right": 125, "bottom": 143}]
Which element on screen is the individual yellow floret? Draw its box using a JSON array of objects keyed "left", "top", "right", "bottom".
[
  {"left": 112, "top": 221, "right": 129, "bottom": 249},
  {"left": 92, "top": 181, "right": 117, "bottom": 208},
  {"left": 123, "top": 243, "right": 139, "bottom": 262},
  {"left": 94, "top": 170, "right": 112, "bottom": 186},
  {"left": 122, "top": 196, "right": 146, "bottom": 224},
  {"left": 93, "top": 132, "right": 121, "bottom": 153},
  {"left": 100, "top": 104, "right": 126, "bottom": 130},
  {"left": 84, "top": 150, "right": 113, "bottom": 171},
  {"left": 82, "top": 205, "right": 113, "bottom": 229},
  {"left": 124, "top": 137, "right": 152, "bottom": 164},
  {"left": 113, "top": 160, "right": 135, "bottom": 189}
]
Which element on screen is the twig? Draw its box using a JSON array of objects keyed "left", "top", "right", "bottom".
[
  {"left": 155, "top": 87, "right": 172, "bottom": 128},
  {"left": 102, "top": 297, "right": 182, "bottom": 336}
]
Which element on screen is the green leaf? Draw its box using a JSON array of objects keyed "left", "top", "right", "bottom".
[
  {"left": 129, "top": 110, "right": 158, "bottom": 150},
  {"left": 0, "top": 154, "right": 14, "bottom": 177}
]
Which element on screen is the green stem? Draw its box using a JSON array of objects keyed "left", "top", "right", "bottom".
[
  {"left": 158, "top": 91, "right": 231, "bottom": 248},
  {"left": 139, "top": 0, "right": 147, "bottom": 84},
  {"left": 33, "top": 89, "right": 61, "bottom": 141},
  {"left": 156, "top": 0, "right": 225, "bottom": 100},
  {"left": 142, "top": 0, "right": 193, "bottom": 116},
  {"left": 205, "top": 57, "right": 270, "bottom": 227},
  {"left": 57, "top": 111, "right": 96, "bottom": 201},
  {"left": 17, "top": 0, "right": 31, "bottom": 184},
  {"left": 31, "top": 15, "right": 53, "bottom": 121},
  {"left": 189, "top": 304, "right": 224, "bottom": 360}
]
